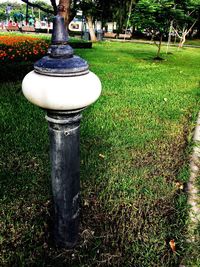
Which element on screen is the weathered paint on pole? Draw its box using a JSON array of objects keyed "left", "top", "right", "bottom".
[{"left": 46, "top": 111, "right": 81, "bottom": 247}]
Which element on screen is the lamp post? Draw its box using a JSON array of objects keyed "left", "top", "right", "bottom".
[{"left": 22, "top": 15, "right": 101, "bottom": 248}]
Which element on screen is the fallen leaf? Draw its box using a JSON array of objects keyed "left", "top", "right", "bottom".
[
  {"left": 169, "top": 239, "right": 176, "bottom": 253},
  {"left": 99, "top": 153, "right": 105, "bottom": 159},
  {"left": 84, "top": 199, "right": 89, "bottom": 206},
  {"left": 175, "top": 182, "right": 184, "bottom": 190}
]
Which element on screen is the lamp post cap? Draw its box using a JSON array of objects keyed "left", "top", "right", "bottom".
[
  {"left": 34, "top": 15, "right": 89, "bottom": 77},
  {"left": 51, "top": 15, "right": 68, "bottom": 45}
]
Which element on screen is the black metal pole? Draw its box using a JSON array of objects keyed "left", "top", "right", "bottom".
[{"left": 46, "top": 111, "right": 82, "bottom": 248}]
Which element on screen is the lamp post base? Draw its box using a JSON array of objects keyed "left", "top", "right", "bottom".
[{"left": 46, "top": 111, "right": 82, "bottom": 248}]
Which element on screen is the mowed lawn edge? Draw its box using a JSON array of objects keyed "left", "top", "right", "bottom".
[{"left": 0, "top": 41, "right": 200, "bottom": 266}]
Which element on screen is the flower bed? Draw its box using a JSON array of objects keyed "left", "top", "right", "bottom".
[
  {"left": 0, "top": 35, "right": 92, "bottom": 64},
  {"left": 0, "top": 35, "right": 49, "bottom": 63},
  {"left": 0, "top": 34, "right": 92, "bottom": 82}
]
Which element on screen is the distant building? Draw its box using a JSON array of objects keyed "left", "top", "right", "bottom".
[
  {"left": 106, "top": 22, "right": 117, "bottom": 32},
  {"left": 69, "top": 10, "right": 103, "bottom": 33}
]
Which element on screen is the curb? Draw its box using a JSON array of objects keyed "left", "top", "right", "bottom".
[
  {"left": 180, "top": 112, "right": 200, "bottom": 267},
  {"left": 187, "top": 112, "right": 200, "bottom": 240}
]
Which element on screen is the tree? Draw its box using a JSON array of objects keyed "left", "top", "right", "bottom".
[
  {"left": 0, "top": 2, "right": 12, "bottom": 21},
  {"left": 172, "top": 0, "right": 200, "bottom": 47},
  {"left": 98, "top": 0, "right": 114, "bottom": 28},
  {"left": 79, "top": 0, "right": 103, "bottom": 42},
  {"left": 21, "top": 0, "right": 55, "bottom": 15},
  {"left": 124, "top": 0, "right": 135, "bottom": 35},
  {"left": 13, "top": 12, "right": 25, "bottom": 23},
  {"left": 57, "top": 0, "right": 79, "bottom": 26},
  {"left": 0, "top": 2, "right": 21, "bottom": 21},
  {"left": 33, "top": 0, "right": 55, "bottom": 21},
  {"left": 132, "top": 0, "right": 174, "bottom": 59},
  {"left": 113, "top": 0, "right": 137, "bottom": 33},
  {"left": 20, "top": 0, "right": 78, "bottom": 26},
  {"left": 57, "top": 0, "right": 71, "bottom": 26},
  {"left": 78, "top": 0, "right": 133, "bottom": 41}
]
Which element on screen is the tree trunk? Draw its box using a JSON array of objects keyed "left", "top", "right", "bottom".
[
  {"left": 174, "top": 34, "right": 177, "bottom": 44},
  {"left": 179, "top": 33, "right": 186, "bottom": 48},
  {"left": 124, "top": 0, "right": 134, "bottom": 39},
  {"left": 118, "top": 11, "right": 123, "bottom": 34},
  {"left": 166, "top": 21, "right": 173, "bottom": 54},
  {"left": 57, "top": 0, "right": 71, "bottom": 27},
  {"left": 196, "top": 18, "right": 200, "bottom": 38},
  {"left": 86, "top": 15, "right": 97, "bottom": 42},
  {"left": 178, "top": 37, "right": 183, "bottom": 48},
  {"left": 156, "top": 35, "right": 162, "bottom": 58},
  {"left": 178, "top": 33, "right": 186, "bottom": 48}
]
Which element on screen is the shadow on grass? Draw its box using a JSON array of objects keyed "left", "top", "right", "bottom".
[
  {"left": 118, "top": 46, "right": 159, "bottom": 60},
  {"left": 117, "top": 45, "right": 175, "bottom": 62},
  {"left": 0, "top": 62, "right": 34, "bottom": 83}
]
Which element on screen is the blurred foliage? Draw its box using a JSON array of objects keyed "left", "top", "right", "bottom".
[{"left": 0, "top": 1, "right": 54, "bottom": 23}]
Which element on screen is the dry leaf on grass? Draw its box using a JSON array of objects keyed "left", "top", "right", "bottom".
[
  {"left": 169, "top": 239, "right": 176, "bottom": 253},
  {"left": 175, "top": 182, "right": 184, "bottom": 190},
  {"left": 99, "top": 154, "right": 105, "bottom": 159}
]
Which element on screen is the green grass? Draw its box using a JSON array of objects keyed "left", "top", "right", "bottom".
[
  {"left": 0, "top": 41, "right": 200, "bottom": 266},
  {"left": 185, "top": 39, "right": 200, "bottom": 46}
]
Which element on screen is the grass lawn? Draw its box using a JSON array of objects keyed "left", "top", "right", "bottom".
[
  {"left": 0, "top": 41, "right": 200, "bottom": 266},
  {"left": 185, "top": 39, "right": 200, "bottom": 46}
]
